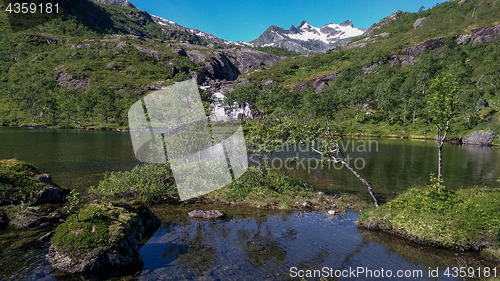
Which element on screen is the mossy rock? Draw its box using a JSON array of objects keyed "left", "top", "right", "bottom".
[
  {"left": 46, "top": 201, "right": 160, "bottom": 273},
  {"left": 5, "top": 204, "right": 62, "bottom": 228},
  {"left": 0, "top": 159, "right": 69, "bottom": 206}
]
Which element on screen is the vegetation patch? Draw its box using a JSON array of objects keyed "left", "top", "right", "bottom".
[
  {"left": 0, "top": 159, "right": 46, "bottom": 204},
  {"left": 50, "top": 203, "right": 138, "bottom": 257},
  {"left": 88, "top": 163, "right": 178, "bottom": 203},
  {"left": 359, "top": 178, "right": 500, "bottom": 260},
  {"left": 89, "top": 163, "right": 368, "bottom": 212}
]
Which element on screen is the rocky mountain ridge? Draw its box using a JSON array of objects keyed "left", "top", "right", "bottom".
[{"left": 250, "top": 20, "right": 365, "bottom": 53}]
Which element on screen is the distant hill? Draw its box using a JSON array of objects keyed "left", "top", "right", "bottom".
[{"left": 0, "top": 0, "right": 282, "bottom": 128}]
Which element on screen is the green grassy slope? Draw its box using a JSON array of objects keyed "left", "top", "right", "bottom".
[
  {"left": 0, "top": 0, "right": 225, "bottom": 128},
  {"left": 228, "top": 0, "right": 500, "bottom": 138}
]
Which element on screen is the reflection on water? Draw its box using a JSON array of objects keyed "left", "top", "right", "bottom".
[
  {"left": 1, "top": 128, "right": 500, "bottom": 280},
  {"left": 137, "top": 210, "right": 496, "bottom": 281},
  {"left": 271, "top": 138, "right": 500, "bottom": 202},
  {"left": 0, "top": 209, "right": 497, "bottom": 280}
]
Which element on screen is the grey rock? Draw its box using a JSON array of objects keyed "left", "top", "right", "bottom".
[
  {"left": 191, "top": 48, "right": 282, "bottom": 86},
  {"left": 40, "top": 33, "right": 62, "bottom": 45},
  {"left": 463, "top": 130, "right": 496, "bottom": 146},
  {"left": 470, "top": 23, "right": 500, "bottom": 45},
  {"left": 56, "top": 68, "right": 90, "bottom": 91},
  {"left": 10, "top": 205, "right": 62, "bottom": 228},
  {"left": 400, "top": 37, "right": 445, "bottom": 57},
  {"left": 299, "top": 201, "right": 313, "bottom": 208},
  {"left": 188, "top": 209, "right": 226, "bottom": 221},
  {"left": 173, "top": 48, "right": 188, "bottom": 57},
  {"left": 456, "top": 34, "right": 472, "bottom": 45},
  {"left": 413, "top": 17, "right": 431, "bottom": 29},
  {"left": 31, "top": 185, "right": 68, "bottom": 205},
  {"left": 388, "top": 55, "right": 415, "bottom": 67},
  {"left": 133, "top": 45, "right": 160, "bottom": 61},
  {"left": 227, "top": 48, "right": 282, "bottom": 75},
  {"left": 92, "top": 0, "right": 136, "bottom": 8}
]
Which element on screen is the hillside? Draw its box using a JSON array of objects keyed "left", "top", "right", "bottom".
[
  {"left": 0, "top": 0, "right": 282, "bottom": 128},
  {"left": 226, "top": 0, "right": 500, "bottom": 138}
]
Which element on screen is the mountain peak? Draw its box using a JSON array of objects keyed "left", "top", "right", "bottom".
[
  {"left": 339, "top": 20, "right": 353, "bottom": 27},
  {"left": 289, "top": 25, "right": 300, "bottom": 34},
  {"left": 251, "top": 20, "right": 365, "bottom": 53},
  {"left": 298, "top": 20, "right": 309, "bottom": 28}
]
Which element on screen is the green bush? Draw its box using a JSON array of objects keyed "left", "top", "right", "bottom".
[{"left": 88, "top": 163, "right": 178, "bottom": 203}]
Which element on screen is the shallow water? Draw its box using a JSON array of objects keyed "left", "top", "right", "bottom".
[
  {"left": 2, "top": 209, "right": 496, "bottom": 280},
  {"left": 1, "top": 127, "right": 499, "bottom": 280}
]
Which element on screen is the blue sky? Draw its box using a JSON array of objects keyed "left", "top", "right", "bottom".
[{"left": 131, "top": 0, "right": 449, "bottom": 42}]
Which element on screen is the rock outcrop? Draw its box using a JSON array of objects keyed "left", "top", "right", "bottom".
[
  {"left": 188, "top": 209, "right": 226, "bottom": 221},
  {"left": 227, "top": 48, "right": 282, "bottom": 76},
  {"left": 462, "top": 130, "right": 496, "bottom": 146},
  {"left": 92, "top": 0, "right": 136, "bottom": 8},
  {"left": 182, "top": 47, "right": 281, "bottom": 89},
  {"left": 133, "top": 45, "right": 160, "bottom": 61},
  {"left": 7, "top": 204, "right": 62, "bottom": 228},
  {"left": 413, "top": 17, "right": 431, "bottom": 29},
  {"left": 401, "top": 37, "right": 446, "bottom": 57},
  {"left": 46, "top": 201, "right": 160, "bottom": 273},
  {"left": 470, "top": 23, "right": 500, "bottom": 45},
  {"left": 0, "top": 159, "right": 69, "bottom": 206}
]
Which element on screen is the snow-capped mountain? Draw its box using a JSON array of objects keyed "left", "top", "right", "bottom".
[
  {"left": 250, "top": 20, "right": 365, "bottom": 53},
  {"left": 151, "top": 15, "right": 235, "bottom": 46}
]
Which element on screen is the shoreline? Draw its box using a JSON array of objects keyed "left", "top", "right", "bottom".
[{"left": 3, "top": 124, "right": 499, "bottom": 146}]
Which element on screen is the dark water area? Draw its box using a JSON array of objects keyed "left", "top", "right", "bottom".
[
  {"left": 1, "top": 127, "right": 500, "bottom": 280},
  {"left": 1, "top": 208, "right": 497, "bottom": 280},
  {"left": 0, "top": 127, "right": 139, "bottom": 194}
]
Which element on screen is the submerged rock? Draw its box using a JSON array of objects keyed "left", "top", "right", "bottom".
[
  {"left": 46, "top": 201, "right": 160, "bottom": 273},
  {"left": 188, "top": 209, "right": 226, "bottom": 221},
  {"left": 462, "top": 130, "right": 495, "bottom": 146},
  {"left": 7, "top": 204, "right": 62, "bottom": 228}
]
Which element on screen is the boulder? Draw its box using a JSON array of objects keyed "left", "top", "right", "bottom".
[
  {"left": 7, "top": 204, "right": 62, "bottom": 228},
  {"left": 46, "top": 201, "right": 160, "bottom": 273},
  {"left": 0, "top": 159, "right": 69, "bottom": 206},
  {"left": 299, "top": 201, "right": 313, "bottom": 208},
  {"left": 413, "top": 17, "right": 431, "bottom": 29},
  {"left": 188, "top": 209, "right": 226, "bottom": 221},
  {"left": 462, "top": 130, "right": 496, "bottom": 146}
]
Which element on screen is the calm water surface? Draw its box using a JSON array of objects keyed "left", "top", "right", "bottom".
[{"left": 0, "top": 127, "right": 499, "bottom": 280}]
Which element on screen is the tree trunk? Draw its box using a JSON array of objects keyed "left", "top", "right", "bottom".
[
  {"left": 438, "top": 143, "right": 443, "bottom": 183},
  {"left": 343, "top": 159, "right": 380, "bottom": 206}
]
